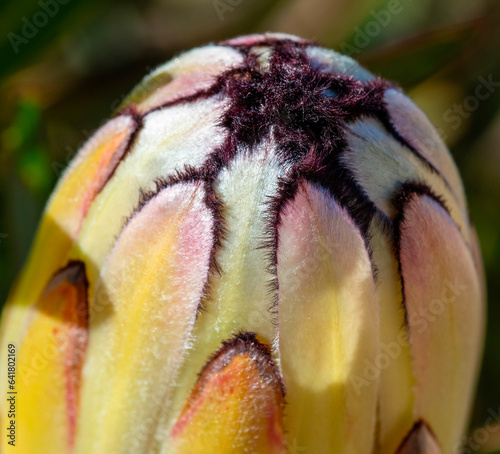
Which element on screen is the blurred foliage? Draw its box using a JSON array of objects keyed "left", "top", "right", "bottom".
[{"left": 1, "top": 0, "right": 500, "bottom": 451}]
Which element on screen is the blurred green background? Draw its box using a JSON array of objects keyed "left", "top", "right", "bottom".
[{"left": 1, "top": 0, "right": 499, "bottom": 451}]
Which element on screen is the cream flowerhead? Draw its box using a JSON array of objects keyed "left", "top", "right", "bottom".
[{"left": 0, "top": 33, "right": 485, "bottom": 454}]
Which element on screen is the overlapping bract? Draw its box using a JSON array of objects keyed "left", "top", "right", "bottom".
[{"left": 0, "top": 33, "right": 485, "bottom": 454}]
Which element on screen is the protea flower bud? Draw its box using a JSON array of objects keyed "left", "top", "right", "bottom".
[{"left": 0, "top": 33, "right": 485, "bottom": 454}]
